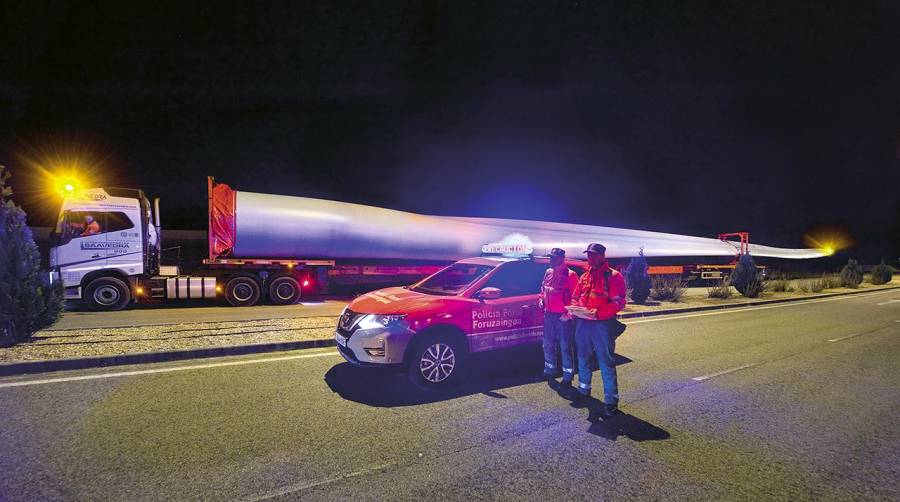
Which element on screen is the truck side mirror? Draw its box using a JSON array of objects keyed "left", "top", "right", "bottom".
[{"left": 475, "top": 287, "right": 502, "bottom": 300}]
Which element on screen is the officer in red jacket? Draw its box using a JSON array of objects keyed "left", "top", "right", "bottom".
[
  {"left": 567, "top": 243, "right": 627, "bottom": 417},
  {"left": 538, "top": 248, "right": 579, "bottom": 386}
]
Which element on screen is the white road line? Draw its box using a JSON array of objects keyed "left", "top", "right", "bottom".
[
  {"left": 246, "top": 463, "right": 397, "bottom": 501},
  {"left": 876, "top": 299, "right": 900, "bottom": 306},
  {"left": 626, "top": 289, "right": 898, "bottom": 325},
  {"left": 0, "top": 350, "right": 340, "bottom": 389},
  {"left": 692, "top": 363, "right": 757, "bottom": 382},
  {"left": 828, "top": 333, "right": 866, "bottom": 342}
]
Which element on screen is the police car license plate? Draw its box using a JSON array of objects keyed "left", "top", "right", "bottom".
[{"left": 335, "top": 332, "right": 347, "bottom": 347}]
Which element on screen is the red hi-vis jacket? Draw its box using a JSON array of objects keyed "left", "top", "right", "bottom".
[
  {"left": 571, "top": 260, "right": 627, "bottom": 320},
  {"left": 539, "top": 266, "right": 579, "bottom": 314}
]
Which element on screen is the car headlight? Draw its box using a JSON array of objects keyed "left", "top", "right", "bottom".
[{"left": 357, "top": 314, "right": 407, "bottom": 330}]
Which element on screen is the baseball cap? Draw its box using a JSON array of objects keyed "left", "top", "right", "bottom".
[{"left": 583, "top": 243, "right": 606, "bottom": 254}]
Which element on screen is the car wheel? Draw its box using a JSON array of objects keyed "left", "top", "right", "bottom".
[
  {"left": 407, "top": 334, "right": 467, "bottom": 390},
  {"left": 268, "top": 275, "right": 302, "bottom": 305},
  {"left": 225, "top": 276, "right": 261, "bottom": 307},
  {"left": 83, "top": 276, "right": 132, "bottom": 311}
]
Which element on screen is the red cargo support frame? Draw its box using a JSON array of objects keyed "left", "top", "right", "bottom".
[
  {"left": 208, "top": 176, "right": 237, "bottom": 262},
  {"left": 718, "top": 232, "right": 750, "bottom": 258}
]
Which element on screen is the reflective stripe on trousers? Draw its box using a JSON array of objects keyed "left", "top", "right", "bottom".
[{"left": 543, "top": 312, "right": 576, "bottom": 379}]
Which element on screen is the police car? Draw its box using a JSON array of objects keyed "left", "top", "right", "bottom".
[{"left": 335, "top": 248, "right": 587, "bottom": 389}]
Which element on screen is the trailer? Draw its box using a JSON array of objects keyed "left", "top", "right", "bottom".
[{"left": 47, "top": 177, "right": 825, "bottom": 311}]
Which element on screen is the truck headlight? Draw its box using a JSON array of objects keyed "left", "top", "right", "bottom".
[{"left": 357, "top": 314, "right": 407, "bottom": 330}]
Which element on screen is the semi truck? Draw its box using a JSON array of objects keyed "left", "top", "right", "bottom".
[{"left": 48, "top": 177, "right": 825, "bottom": 311}]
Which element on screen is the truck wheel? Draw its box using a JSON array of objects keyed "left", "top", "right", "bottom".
[
  {"left": 83, "top": 277, "right": 132, "bottom": 311},
  {"left": 407, "top": 333, "right": 467, "bottom": 391},
  {"left": 225, "top": 276, "right": 261, "bottom": 307},
  {"left": 268, "top": 275, "right": 302, "bottom": 305}
]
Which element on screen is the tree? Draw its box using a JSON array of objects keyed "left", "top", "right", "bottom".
[
  {"left": 730, "top": 253, "right": 765, "bottom": 298},
  {"left": 625, "top": 247, "right": 651, "bottom": 304},
  {"left": 840, "top": 258, "right": 864, "bottom": 288},
  {"left": 0, "top": 166, "right": 64, "bottom": 346},
  {"left": 870, "top": 259, "right": 893, "bottom": 285}
]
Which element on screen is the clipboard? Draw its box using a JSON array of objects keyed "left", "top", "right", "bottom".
[{"left": 564, "top": 305, "right": 595, "bottom": 320}]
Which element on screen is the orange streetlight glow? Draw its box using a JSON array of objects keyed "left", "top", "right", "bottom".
[{"left": 803, "top": 226, "right": 852, "bottom": 256}]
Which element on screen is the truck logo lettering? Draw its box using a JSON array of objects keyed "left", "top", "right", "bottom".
[
  {"left": 80, "top": 241, "right": 130, "bottom": 250},
  {"left": 78, "top": 193, "right": 107, "bottom": 201}
]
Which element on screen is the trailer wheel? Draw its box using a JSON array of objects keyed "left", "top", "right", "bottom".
[
  {"left": 83, "top": 277, "right": 132, "bottom": 311},
  {"left": 225, "top": 276, "right": 261, "bottom": 307},
  {"left": 268, "top": 275, "right": 302, "bottom": 305}
]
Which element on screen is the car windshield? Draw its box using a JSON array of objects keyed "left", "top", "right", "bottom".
[{"left": 411, "top": 263, "right": 495, "bottom": 296}]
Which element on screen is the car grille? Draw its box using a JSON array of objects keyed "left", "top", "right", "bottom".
[{"left": 337, "top": 309, "right": 364, "bottom": 337}]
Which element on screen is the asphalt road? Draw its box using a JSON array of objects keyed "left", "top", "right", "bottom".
[
  {"left": 2, "top": 289, "right": 898, "bottom": 501},
  {"left": 54, "top": 299, "right": 351, "bottom": 330}
]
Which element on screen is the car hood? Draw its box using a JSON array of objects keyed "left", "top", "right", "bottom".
[{"left": 347, "top": 287, "right": 457, "bottom": 316}]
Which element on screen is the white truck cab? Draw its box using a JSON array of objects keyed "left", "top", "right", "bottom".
[{"left": 50, "top": 187, "right": 162, "bottom": 310}]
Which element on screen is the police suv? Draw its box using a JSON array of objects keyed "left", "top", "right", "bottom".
[{"left": 335, "top": 251, "right": 586, "bottom": 389}]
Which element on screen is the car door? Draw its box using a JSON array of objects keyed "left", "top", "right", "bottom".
[{"left": 468, "top": 260, "right": 547, "bottom": 352}]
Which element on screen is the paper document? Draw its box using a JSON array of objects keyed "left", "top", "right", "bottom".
[{"left": 564, "top": 306, "right": 596, "bottom": 320}]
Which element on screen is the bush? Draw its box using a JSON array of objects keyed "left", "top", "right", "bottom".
[
  {"left": 798, "top": 277, "right": 825, "bottom": 293},
  {"left": 840, "top": 259, "right": 864, "bottom": 288},
  {"left": 870, "top": 260, "right": 893, "bottom": 285},
  {"left": 0, "top": 166, "right": 64, "bottom": 346},
  {"left": 730, "top": 253, "right": 765, "bottom": 297},
  {"left": 707, "top": 279, "right": 733, "bottom": 299},
  {"left": 742, "top": 274, "right": 766, "bottom": 298},
  {"left": 767, "top": 279, "right": 794, "bottom": 293},
  {"left": 821, "top": 274, "right": 842, "bottom": 289},
  {"left": 625, "top": 248, "right": 652, "bottom": 304},
  {"left": 650, "top": 276, "right": 686, "bottom": 302}
]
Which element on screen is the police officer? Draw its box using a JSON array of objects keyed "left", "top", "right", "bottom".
[
  {"left": 567, "top": 243, "right": 627, "bottom": 418},
  {"left": 538, "top": 248, "right": 579, "bottom": 386}
]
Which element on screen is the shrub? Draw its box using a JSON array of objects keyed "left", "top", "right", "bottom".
[
  {"left": 742, "top": 273, "right": 766, "bottom": 298},
  {"left": 625, "top": 248, "right": 652, "bottom": 304},
  {"left": 650, "top": 276, "right": 686, "bottom": 302},
  {"left": 798, "top": 277, "right": 825, "bottom": 293},
  {"left": 707, "top": 279, "right": 733, "bottom": 299},
  {"left": 840, "top": 259, "right": 864, "bottom": 288},
  {"left": 870, "top": 260, "right": 893, "bottom": 285},
  {"left": 730, "top": 253, "right": 765, "bottom": 297},
  {"left": 767, "top": 279, "right": 794, "bottom": 293},
  {"left": 0, "top": 166, "right": 64, "bottom": 346},
  {"left": 822, "top": 274, "right": 842, "bottom": 289}
]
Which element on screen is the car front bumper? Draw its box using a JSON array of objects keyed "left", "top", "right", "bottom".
[{"left": 335, "top": 321, "right": 415, "bottom": 367}]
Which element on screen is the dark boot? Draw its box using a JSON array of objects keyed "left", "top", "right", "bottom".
[{"left": 599, "top": 402, "right": 620, "bottom": 419}]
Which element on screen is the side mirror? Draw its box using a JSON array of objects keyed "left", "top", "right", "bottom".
[{"left": 475, "top": 287, "right": 502, "bottom": 300}]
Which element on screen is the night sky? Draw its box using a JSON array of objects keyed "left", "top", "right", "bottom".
[{"left": 3, "top": 1, "right": 898, "bottom": 261}]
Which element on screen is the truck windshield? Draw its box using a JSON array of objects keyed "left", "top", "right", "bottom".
[{"left": 412, "top": 264, "right": 494, "bottom": 296}]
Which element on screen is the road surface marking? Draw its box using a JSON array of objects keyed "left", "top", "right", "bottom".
[
  {"left": 0, "top": 350, "right": 340, "bottom": 389},
  {"left": 828, "top": 333, "right": 867, "bottom": 342},
  {"left": 246, "top": 463, "right": 397, "bottom": 501},
  {"left": 627, "top": 289, "right": 898, "bottom": 325},
  {"left": 692, "top": 363, "right": 757, "bottom": 381},
  {"left": 876, "top": 299, "right": 900, "bottom": 306}
]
